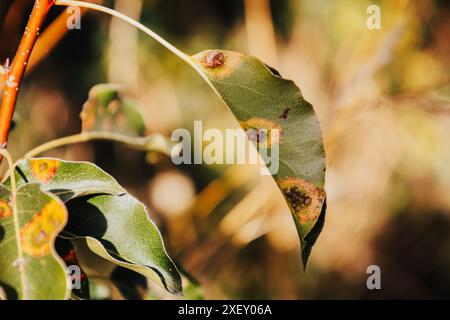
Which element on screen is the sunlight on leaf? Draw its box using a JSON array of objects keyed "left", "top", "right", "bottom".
[
  {"left": 6, "top": 158, "right": 182, "bottom": 294},
  {"left": 192, "top": 50, "right": 327, "bottom": 267}
]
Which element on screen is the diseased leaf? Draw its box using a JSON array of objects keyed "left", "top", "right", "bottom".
[
  {"left": 0, "top": 183, "right": 69, "bottom": 300},
  {"left": 65, "top": 194, "right": 182, "bottom": 294},
  {"left": 192, "top": 50, "right": 327, "bottom": 267},
  {"left": 10, "top": 158, "right": 124, "bottom": 202},
  {"left": 79, "top": 84, "right": 177, "bottom": 159},
  {"left": 7, "top": 158, "right": 182, "bottom": 294},
  {"left": 80, "top": 84, "right": 145, "bottom": 137}
]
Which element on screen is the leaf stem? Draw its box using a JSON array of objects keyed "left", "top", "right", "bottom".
[
  {"left": 0, "top": 147, "right": 27, "bottom": 299},
  {"left": 16, "top": 132, "right": 164, "bottom": 163},
  {"left": 54, "top": 0, "right": 208, "bottom": 80},
  {"left": 0, "top": 0, "right": 55, "bottom": 151},
  {"left": 54, "top": 0, "right": 226, "bottom": 112}
]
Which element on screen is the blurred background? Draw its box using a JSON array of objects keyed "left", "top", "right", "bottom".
[{"left": 1, "top": 0, "right": 449, "bottom": 299}]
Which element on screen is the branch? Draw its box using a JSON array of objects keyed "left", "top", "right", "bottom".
[{"left": 0, "top": 0, "right": 54, "bottom": 149}]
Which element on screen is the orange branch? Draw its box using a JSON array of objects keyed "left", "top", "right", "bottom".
[{"left": 0, "top": 0, "right": 54, "bottom": 148}]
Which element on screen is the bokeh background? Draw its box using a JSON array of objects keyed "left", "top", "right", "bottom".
[{"left": 1, "top": 0, "right": 449, "bottom": 299}]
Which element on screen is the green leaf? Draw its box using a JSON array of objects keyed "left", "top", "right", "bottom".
[
  {"left": 80, "top": 84, "right": 145, "bottom": 137},
  {"left": 191, "top": 50, "right": 327, "bottom": 267},
  {"left": 10, "top": 158, "right": 124, "bottom": 202},
  {"left": 0, "top": 183, "right": 69, "bottom": 299},
  {"left": 7, "top": 158, "right": 182, "bottom": 294},
  {"left": 77, "top": 84, "right": 176, "bottom": 157},
  {"left": 65, "top": 194, "right": 182, "bottom": 294}
]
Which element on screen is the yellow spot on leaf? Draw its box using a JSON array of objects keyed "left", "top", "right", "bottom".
[
  {"left": 0, "top": 200, "right": 12, "bottom": 218},
  {"left": 30, "top": 159, "right": 59, "bottom": 183},
  {"left": 278, "top": 177, "right": 325, "bottom": 224},
  {"left": 21, "top": 200, "right": 65, "bottom": 257},
  {"left": 240, "top": 117, "right": 282, "bottom": 148}
]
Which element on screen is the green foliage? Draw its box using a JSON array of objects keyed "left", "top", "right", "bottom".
[
  {"left": 0, "top": 1, "right": 328, "bottom": 300},
  {"left": 0, "top": 183, "right": 69, "bottom": 299},
  {"left": 0, "top": 158, "right": 181, "bottom": 299}
]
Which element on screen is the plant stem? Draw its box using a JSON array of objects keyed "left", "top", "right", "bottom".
[
  {"left": 23, "top": 132, "right": 153, "bottom": 159},
  {"left": 0, "top": 0, "right": 55, "bottom": 149},
  {"left": 54, "top": 0, "right": 210, "bottom": 82}
]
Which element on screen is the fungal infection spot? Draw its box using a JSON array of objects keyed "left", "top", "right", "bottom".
[
  {"left": 21, "top": 216, "right": 50, "bottom": 257},
  {"left": 0, "top": 200, "right": 12, "bottom": 218},
  {"left": 41, "top": 200, "right": 65, "bottom": 229},
  {"left": 279, "top": 108, "right": 290, "bottom": 120},
  {"left": 278, "top": 177, "right": 325, "bottom": 223},
  {"left": 21, "top": 200, "right": 65, "bottom": 257},
  {"left": 203, "top": 51, "right": 225, "bottom": 68},
  {"left": 192, "top": 50, "right": 244, "bottom": 79},
  {"left": 30, "top": 159, "right": 59, "bottom": 182},
  {"left": 240, "top": 117, "right": 282, "bottom": 148}
]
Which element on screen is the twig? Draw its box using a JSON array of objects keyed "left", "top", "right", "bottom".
[{"left": 0, "top": 0, "right": 55, "bottom": 152}]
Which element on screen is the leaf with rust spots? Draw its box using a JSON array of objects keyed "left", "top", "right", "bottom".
[
  {"left": 192, "top": 50, "right": 327, "bottom": 268},
  {"left": 80, "top": 84, "right": 145, "bottom": 137},
  {"left": 4, "top": 158, "right": 182, "bottom": 295},
  {"left": 0, "top": 183, "right": 69, "bottom": 300},
  {"left": 7, "top": 158, "right": 124, "bottom": 202}
]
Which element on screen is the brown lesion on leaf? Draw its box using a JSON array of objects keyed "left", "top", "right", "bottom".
[
  {"left": 30, "top": 159, "right": 59, "bottom": 183},
  {"left": 278, "top": 177, "right": 325, "bottom": 224},
  {"left": 0, "top": 200, "right": 12, "bottom": 218},
  {"left": 192, "top": 50, "right": 244, "bottom": 79},
  {"left": 203, "top": 51, "right": 225, "bottom": 68},
  {"left": 240, "top": 117, "right": 282, "bottom": 148},
  {"left": 21, "top": 200, "right": 65, "bottom": 257},
  {"left": 279, "top": 107, "right": 290, "bottom": 120}
]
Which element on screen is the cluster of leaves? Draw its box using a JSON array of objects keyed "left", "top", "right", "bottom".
[
  {"left": 0, "top": 85, "right": 182, "bottom": 299},
  {"left": 0, "top": 4, "right": 326, "bottom": 300}
]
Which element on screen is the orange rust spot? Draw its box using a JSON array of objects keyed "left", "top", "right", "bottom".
[
  {"left": 30, "top": 159, "right": 59, "bottom": 182},
  {"left": 21, "top": 200, "right": 65, "bottom": 257},
  {"left": 192, "top": 50, "right": 244, "bottom": 79},
  {"left": 278, "top": 177, "right": 325, "bottom": 224},
  {"left": 202, "top": 51, "right": 225, "bottom": 68},
  {"left": 0, "top": 200, "right": 12, "bottom": 218},
  {"left": 21, "top": 215, "right": 50, "bottom": 257},
  {"left": 240, "top": 117, "right": 282, "bottom": 148}
]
